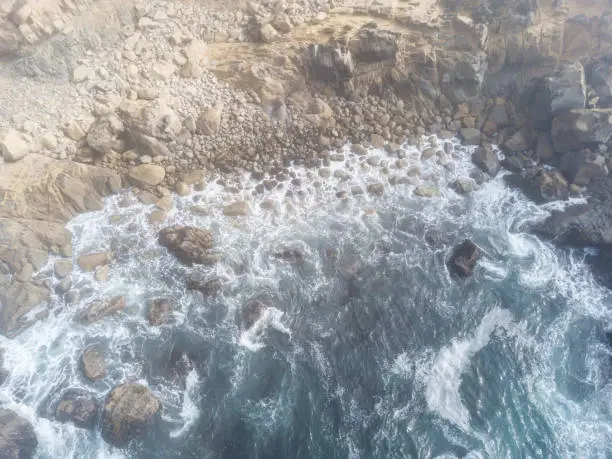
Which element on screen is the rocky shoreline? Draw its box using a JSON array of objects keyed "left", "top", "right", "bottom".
[{"left": 1, "top": 0, "right": 612, "bottom": 454}]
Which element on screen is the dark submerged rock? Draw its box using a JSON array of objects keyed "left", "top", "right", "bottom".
[
  {"left": 158, "top": 225, "right": 215, "bottom": 266},
  {"left": 0, "top": 409, "right": 37, "bottom": 459},
  {"left": 147, "top": 298, "right": 173, "bottom": 326},
  {"left": 448, "top": 240, "right": 482, "bottom": 277},
  {"left": 55, "top": 389, "right": 99, "bottom": 430},
  {"left": 187, "top": 273, "right": 223, "bottom": 296},
  {"left": 472, "top": 146, "right": 500, "bottom": 176},
  {"left": 241, "top": 300, "right": 267, "bottom": 329},
  {"left": 80, "top": 344, "right": 107, "bottom": 381},
  {"left": 101, "top": 384, "right": 161, "bottom": 447}
]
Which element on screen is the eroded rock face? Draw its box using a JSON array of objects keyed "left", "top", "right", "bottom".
[
  {"left": 101, "top": 384, "right": 161, "bottom": 447},
  {"left": 448, "top": 240, "right": 481, "bottom": 277},
  {"left": 55, "top": 389, "right": 99, "bottom": 430},
  {"left": 0, "top": 409, "right": 37, "bottom": 459},
  {"left": 158, "top": 226, "right": 215, "bottom": 266}
]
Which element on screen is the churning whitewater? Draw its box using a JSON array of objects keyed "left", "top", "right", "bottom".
[{"left": 0, "top": 137, "right": 611, "bottom": 458}]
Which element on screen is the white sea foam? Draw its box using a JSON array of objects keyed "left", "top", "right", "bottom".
[{"left": 422, "top": 308, "right": 514, "bottom": 430}]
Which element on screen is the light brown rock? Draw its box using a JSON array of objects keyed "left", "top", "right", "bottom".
[
  {"left": 77, "top": 252, "right": 111, "bottom": 271},
  {"left": 128, "top": 165, "right": 165, "bottom": 187}
]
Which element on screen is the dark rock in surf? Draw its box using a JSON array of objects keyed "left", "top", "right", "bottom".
[
  {"left": 241, "top": 300, "right": 267, "bottom": 329},
  {"left": 533, "top": 204, "right": 612, "bottom": 246},
  {"left": 158, "top": 225, "right": 215, "bottom": 266},
  {"left": 79, "top": 296, "right": 125, "bottom": 324},
  {"left": 472, "top": 146, "right": 500, "bottom": 176},
  {"left": 273, "top": 248, "right": 304, "bottom": 263},
  {"left": 187, "top": 273, "right": 223, "bottom": 297},
  {"left": 0, "top": 409, "right": 37, "bottom": 459},
  {"left": 505, "top": 169, "right": 569, "bottom": 203},
  {"left": 80, "top": 344, "right": 107, "bottom": 381},
  {"left": 101, "top": 384, "right": 161, "bottom": 447},
  {"left": 55, "top": 389, "right": 99, "bottom": 430},
  {"left": 448, "top": 240, "right": 481, "bottom": 277},
  {"left": 147, "top": 298, "right": 173, "bottom": 326}
]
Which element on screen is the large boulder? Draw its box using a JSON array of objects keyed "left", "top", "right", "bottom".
[
  {"left": 560, "top": 151, "right": 608, "bottom": 186},
  {"left": 551, "top": 109, "right": 612, "bottom": 153},
  {"left": 158, "top": 226, "right": 215, "bottom": 265},
  {"left": 79, "top": 296, "right": 126, "bottom": 324},
  {"left": 448, "top": 240, "right": 481, "bottom": 277},
  {"left": 504, "top": 169, "right": 569, "bottom": 203},
  {"left": 86, "top": 115, "right": 125, "bottom": 155},
  {"left": 472, "top": 146, "right": 501, "bottom": 176},
  {"left": 128, "top": 165, "right": 166, "bottom": 187},
  {"left": 77, "top": 251, "right": 111, "bottom": 272},
  {"left": 55, "top": 389, "right": 99, "bottom": 430},
  {"left": 307, "top": 43, "right": 354, "bottom": 83},
  {"left": 101, "top": 384, "right": 161, "bottom": 447},
  {"left": 587, "top": 56, "right": 612, "bottom": 108},
  {"left": 532, "top": 62, "right": 587, "bottom": 130},
  {"left": 0, "top": 409, "right": 37, "bottom": 459}
]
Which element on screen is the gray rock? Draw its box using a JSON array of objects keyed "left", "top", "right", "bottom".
[
  {"left": 0, "top": 282, "right": 49, "bottom": 337},
  {"left": 472, "top": 146, "right": 501, "bottom": 176},
  {"left": 551, "top": 108, "right": 612, "bottom": 152},
  {"left": 196, "top": 106, "right": 223, "bottom": 135},
  {"left": 0, "top": 409, "right": 37, "bottom": 458},
  {"left": 366, "top": 156, "right": 380, "bottom": 166},
  {"left": 77, "top": 252, "right": 111, "bottom": 272},
  {"left": 94, "top": 265, "right": 110, "bottom": 282},
  {"left": 86, "top": 115, "right": 125, "bottom": 154},
  {"left": 80, "top": 296, "right": 125, "bottom": 324},
  {"left": 370, "top": 134, "right": 385, "bottom": 148},
  {"left": 414, "top": 186, "right": 441, "bottom": 197},
  {"left": 421, "top": 148, "right": 436, "bottom": 160},
  {"left": 158, "top": 226, "right": 215, "bottom": 265},
  {"left": 452, "top": 179, "right": 474, "bottom": 194},
  {"left": 55, "top": 278, "right": 72, "bottom": 295},
  {"left": 448, "top": 240, "right": 481, "bottom": 277},
  {"left": 532, "top": 61, "right": 586, "bottom": 129},
  {"left": 101, "top": 384, "right": 161, "bottom": 447},
  {"left": 223, "top": 201, "right": 250, "bottom": 216},
  {"left": 55, "top": 389, "right": 99, "bottom": 430},
  {"left": 535, "top": 132, "right": 555, "bottom": 161},
  {"left": 54, "top": 260, "right": 73, "bottom": 279},
  {"left": 367, "top": 183, "right": 385, "bottom": 195},
  {"left": 147, "top": 298, "right": 173, "bottom": 326},
  {"left": 351, "top": 144, "right": 367, "bottom": 155},
  {"left": 460, "top": 127, "right": 481, "bottom": 145},
  {"left": 560, "top": 152, "right": 607, "bottom": 186},
  {"left": 307, "top": 43, "right": 354, "bottom": 83},
  {"left": 587, "top": 57, "right": 612, "bottom": 108},
  {"left": 128, "top": 164, "right": 166, "bottom": 187},
  {"left": 0, "top": 130, "right": 29, "bottom": 162}
]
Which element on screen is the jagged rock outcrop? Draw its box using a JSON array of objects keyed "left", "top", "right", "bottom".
[
  {"left": 448, "top": 240, "right": 481, "bottom": 277},
  {"left": 158, "top": 226, "right": 215, "bottom": 265},
  {"left": 55, "top": 389, "right": 99, "bottom": 430},
  {"left": 101, "top": 384, "right": 161, "bottom": 447}
]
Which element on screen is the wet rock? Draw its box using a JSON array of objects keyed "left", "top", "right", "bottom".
[
  {"left": 187, "top": 274, "right": 223, "bottom": 298},
  {"left": 414, "top": 186, "right": 441, "bottom": 197},
  {"left": 318, "top": 168, "right": 331, "bottom": 178},
  {"left": 370, "top": 134, "right": 385, "bottom": 148},
  {"left": 367, "top": 183, "right": 385, "bottom": 195},
  {"left": 53, "top": 260, "right": 73, "bottom": 279},
  {"left": 273, "top": 248, "right": 304, "bottom": 263},
  {"left": 0, "top": 409, "right": 37, "bottom": 458},
  {"left": 530, "top": 169, "right": 570, "bottom": 202},
  {"left": 448, "top": 240, "right": 481, "bottom": 277},
  {"left": 77, "top": 252, "right": 111, "bottom": 272},
  {"left": 147, "top": 299, "right": 173, "bottom": 326},
  {"left": 587, "top": 56, "right": 612, "bottom": 108},
  {"left": 128, "top": 164, "right": 166, "bottom": 187},
  {"left": 560, "top": 151, "right": 607, "bottom": 186},
  {"left": 535, "top": 132, "right": 555, "bottom": 161},
  {"left": 222, "top": 201, "right": 250, "bottom": 216},
  {"left": 0, "top": 282, "right": 49, "bottom": 337},
  {"left": 532, "top": 61, "right": 586, "bottom": 130},
  {"left": 55, "top": 278, "right": 72, "bottom": 295},
  {"left": 55, "top": 389, "right": 99, "bottom": 430},
  {"left": 156, "top": 196, "right": 174, "bottom": 212},
  {"left": 101, "top": 384, "right": 161, "bottom": 447},
  {"left": 80, "top": 296, "right": 126, "bottom": 324},
  {"left": 158, "top": 226, "right": 214, "bottom": 266},
  {"left": 80, "top": 345, "right": 107, "bottom": 381},
  {"left": 421, "top": 148, "right": 436, "bottom": 160},
  {"left": 472, "top": 146, "right": 500, "bottom": 176},
  {"left": 94, "top": 265, "right": 110, "bottom": 282},
  {"left": 241, "top": 300, "right": 267, "bottom": 329},
  {"left": 138, "top": 191, "right": 158, "bottom": 205},
  {"left": 460, "top": 127, "right": 481, "bottom": 145},
  {"left": 451, "top": 179, "right": 474, "bottom": 194},
  {"left": 351, "top": 144, "right": 367, "bottom": 155},
  {"left": 175, "top": 182, "right": 190, "bottom": 196},
  {"left": 551, "top": 108, "right": 612, "bottom": 152}
]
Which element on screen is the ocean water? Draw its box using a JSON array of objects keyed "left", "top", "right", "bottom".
[{"left": 0, "top": 137, "right": 610, "bottom": 458}]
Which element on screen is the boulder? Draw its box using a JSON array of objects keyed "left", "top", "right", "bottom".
[
  {"left": 259, "top": 23, "right": 279, "bottom": 43},
  {"left": 532, "top": 61, "right": 586, "bottom": 130},
  {"left": 587, "top": 56, "right": 612, "bottom": 108},
  {"left": 273, "top": 248, "right": 304, "bottom": 263},
  {"left": 349, "top": 26, "right": 397, "bottom": 63},
  {"left": 222, "top": 201, "right": 250, "bottom": 216},
  {"left": 55, "top": 389, "right": 99, "bottom": 430},
  {"left": 472, "top": 146, "right": 500, "bottom": 176},
  {"left": 80, "top": 345, "right": 106, "bottom": 380},
  {"left": 80, "top": 296, "right": 126, "bottom": 324},
  {"left": 128, "top": 165, "right": 166, "bottom": 187},
  {"left": 147, "top": 299, "right": 173, "bottom": 326},
  {"left": 187, "top": 273, "right": 223, "bottom": 296},
  {"left": 451, "top": 179, "right": 474, "bottom": 194},
  {"left": 448, "top": 240, "right": 481, "bottom": 277},
  {"left": 53, "top": 260, "right": 73, "bottom": 278},
  {"left": 77, "top": 252, "right": 111, "bottom": 272},
  {"left": 560, "top": 152, "right": 608, "bottom": 186},
  {"left": 460, "top": 127, "right": 481, "bottom": 145},
  {"left": 1, "top": 130, "right": 29, "bottom": 162},
  {"left": 552, "top": 109, "right": 612, "bottom": 152},
  {"left": 126, "top": 131, "right": 171, "bottom": 157},
  {"left": 101, "top": 384, "right": 161, "bottom": 447},
  {"left": 0, "top": 409, "right": 37, "bottom": 459},
  {"left": 0, "top": 282, "right": 49, "bottom": 337},
  {"left": 307, "top": 43, "right": 354, "bottom": 83},
  {"left": 535, "top": 132, "right": 555, "bottom": 161},
  {"left": 86, "top": 115, "right": 125, "bottom": 155},
  {"left": 414, "top": 186, "right": 441, "bottom": 197},
  {"left": 367, "top": 183, "right": 385, "bottom": 195},
  {"left": 158, "top": 226, "right": 215, "bottom": 265},
  {"left": 196, "top": 106, "right": 223, "bottom": 135}
]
